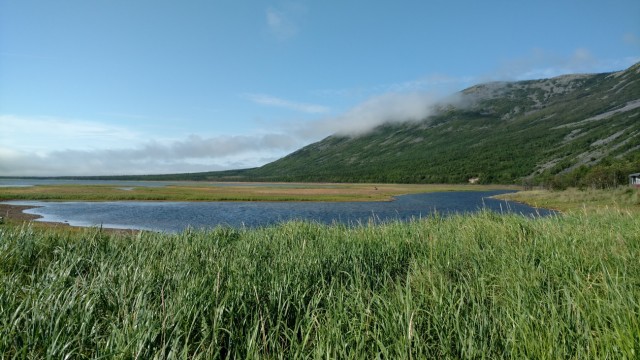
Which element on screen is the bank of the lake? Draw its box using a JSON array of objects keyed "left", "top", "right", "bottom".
[
  {"left": 0, "top": 203, "right": 143, "bottom": 236},
  {"left": 0, "top": 203, "right": 40, "bottom": 223}
]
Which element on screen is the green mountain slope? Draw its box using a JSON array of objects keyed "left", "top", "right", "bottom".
[{"left": 243, "top": 62, "right": 640, "bottom": 184}]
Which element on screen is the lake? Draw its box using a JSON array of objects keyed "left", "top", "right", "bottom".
[{"left": 4, "top": 190, "right": 554, "bottom": 233}]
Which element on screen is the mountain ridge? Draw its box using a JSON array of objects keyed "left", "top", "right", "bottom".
[{"left": 239, "top": 62, "right": 639, "bottom": 184}]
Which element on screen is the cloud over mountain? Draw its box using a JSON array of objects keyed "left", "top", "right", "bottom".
[
  {"left": 295, "top": 91, "right": 442, "bottom": 137},
  {"left": 0, "top": 90, "right": 445, "bottom": 176}
]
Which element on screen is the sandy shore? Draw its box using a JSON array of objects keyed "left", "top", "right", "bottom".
[
  {"left": 0, "top": 203, "right": 43, "bottom": 223},
  {"left": 0, "top": 203, "right": 139, "bottom": 235}
]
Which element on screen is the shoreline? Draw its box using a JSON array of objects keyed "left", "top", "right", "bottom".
[
  {"left": 0, "top": 203, "right": 44, "bottom": 223},
  {"left": 0, "top": 203, "right": 140, "bottom": 235}
]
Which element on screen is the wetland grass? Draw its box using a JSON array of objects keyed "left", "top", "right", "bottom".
[
  {"left": 0, "top": 183, "right": 515, "bottom": 202},
  {"left": 497, "top": 186, "right": 640, "bottom": 213},
  {"left": 1, "top": 209, "right": 638, "bottom": 358}
]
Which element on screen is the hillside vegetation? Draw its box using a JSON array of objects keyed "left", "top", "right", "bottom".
[{"left": 498, "top": 186, "right": 640, "bottom": 213}]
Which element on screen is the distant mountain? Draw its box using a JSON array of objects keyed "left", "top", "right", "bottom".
[{"left": 102, "top": 63, "right": 640, "bottom": 184}]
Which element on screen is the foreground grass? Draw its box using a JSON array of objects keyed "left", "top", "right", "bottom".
[
  {"left": 497, "top": 187, "right": 640, "bottom": 213},
  {"left": 0, "top": 183, "right": 515, "bottom": 202},
  {"left": 1, "top": 210, "right": 638, "bottom": 358}
]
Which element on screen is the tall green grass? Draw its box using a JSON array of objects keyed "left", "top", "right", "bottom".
[
  {"left": 1, "top": 210, "right": 638, "bottom": 358},
  {"left": 497, "top": 186, "right": 640, "bottom": 213}
]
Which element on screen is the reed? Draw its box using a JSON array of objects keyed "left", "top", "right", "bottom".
[
  {"left": 1, "top": 210, "right": 638, "bottom": 358},
  {"left": 497, "top": 186, "right": 640, "bottom": 213}
]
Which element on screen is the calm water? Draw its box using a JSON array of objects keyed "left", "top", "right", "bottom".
[{"left": 4, "top": 191, "right": 554, "bottom": 233}]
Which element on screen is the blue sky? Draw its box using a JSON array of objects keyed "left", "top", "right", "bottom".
[{"left": 1, "top": 0, "right": 639, "bottom": 176}]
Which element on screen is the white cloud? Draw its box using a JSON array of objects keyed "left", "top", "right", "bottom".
[
  {"left": 101, "top": 112, "right": 151, "bottom": 120},
  {"left": 492, "top": 48, "right": 594, "bottom": 80},
  {"left": 623, "top": 32, "right": 640, "bottom": 46},
  {"left": 290, "top": 91, "right": 441, "bottom": 137},
  {"left": 491, "top": 48, "right": 639, "bottom": 81},
  {"left": 384, "top": 74, "right": 472, "bottom": 93},
  {"left": 0, "top": 84, "right": 463, "bottom": 176},
  {"left": 0, "top": 115, "right": 140, "bottom": 153},
  {"left": 0, "top": 148, "right": 227, "bottom": 177},
  {"left": 245, "top": 93, "right": 330, "bottom": 113},
  {"left": 0, "top": 113, "right": 309, "bottom": 176},
  {"left": 0, "top": 87, "right": 444, "bottom": 176},
  {"left": 266, "top": 6, "right": 298, "bottom": 40},
  {"left": 314, "top": 74, "right": 475, "bottom": 101},
  {"left": 0, "top": 132, "right": 304, "bottom": 176},
  {"left": 136, "top": 133, "right": 301, "bottom": 159}
]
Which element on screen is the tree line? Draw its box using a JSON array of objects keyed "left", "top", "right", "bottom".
[{"left": 535, "top": 154, "right": 640, "bottom": 190}]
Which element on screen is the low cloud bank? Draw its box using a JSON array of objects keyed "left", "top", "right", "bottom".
[
  {"left": 0, "top": 133, "right": 302, "bottom": 177},
  {"left": 132, "top": 133, "right": 299, "bottom": 160},
  {"left": 1, "top": 90, "right": 450, "bottom": 176},
  {"left": 295, "top": 91, "right": 443, "bottom": 138}
]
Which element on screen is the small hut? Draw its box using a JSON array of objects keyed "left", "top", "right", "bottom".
[{"left": 630, "top": 173, "right": 640, "bottom": 188}]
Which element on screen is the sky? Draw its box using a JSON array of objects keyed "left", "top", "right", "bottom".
[{"left": 1, "top": 0, "right": 639, "bottom": 176}]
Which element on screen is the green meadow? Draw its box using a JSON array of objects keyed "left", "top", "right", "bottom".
[
  {"left": 0, "top": 183, "right": 513, "bottom": 202},
  {"left": 497, "top": 186, "right": 640, "bottom": 213},
  {"left": 1, "top": 187, "right": 639, "bottom": 358}
]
